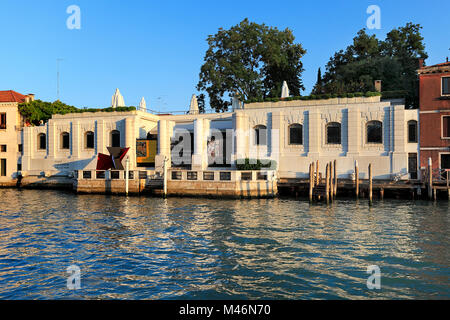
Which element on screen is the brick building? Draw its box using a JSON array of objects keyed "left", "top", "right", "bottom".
[{"left": 418, "top": 61, "right": 450, "bottom": 174}]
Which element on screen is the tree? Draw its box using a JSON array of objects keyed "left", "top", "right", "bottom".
[
  {"left": 321, "top": 23, "right": 428, "bottom": 108},
  {"left": 19, "top": 100, "right": 78, "bottom": 125},
  {"left": 311, "top": 68, "right": 323, "bottom": 95},
  {"left": 197, "top": 19, "right": 306, "bottom": 112}
]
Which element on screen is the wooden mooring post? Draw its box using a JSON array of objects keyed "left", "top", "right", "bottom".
[
  {"left": 427, "top": 158, "right": 433, "bottom": 200},
  {"left": 447, "top": 171, "right": 450, "bottom": 200},
  {"left": 309, "top": 162, "right": 314, "bottom": 202},
  {"left": 369, "top": 163, "right": 373, "bottom": 205},
  {"left": 325, "top": 163, "right": 330, "bottom": 204},
  {"left": 329, "top": 161, "right": 334, "bottom": 201},
  {"left": 333, "top": 159, "right": 337, "bottom": 197},
  {"left": 315, "top": 160, "right": 320, "bottom": 186},
  {"left": 355, "top": 160, "right": 359, "bottom": 198}
]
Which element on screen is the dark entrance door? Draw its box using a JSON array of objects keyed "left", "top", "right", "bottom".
[{"left": 408, "top": 153, "right": 418, "bottom": 179}]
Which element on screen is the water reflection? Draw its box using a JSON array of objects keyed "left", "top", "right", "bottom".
[{"left": 0, "top": 189, "right": 448, "bottom": 299}]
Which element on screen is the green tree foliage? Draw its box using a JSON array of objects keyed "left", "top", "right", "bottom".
[
  {"left": 19, "top": 100, "right": 136, "bottom": 125},
  {"left": 311, "top": 68, "right": 324, "bottom": 95},
  {"left": 322, "top": 23, "right": 428, "bottom": 108},
  {"left": 197, "top": 18, "right": 306, "bottom": 112},
  {"left": 18, "top": 100, "right": 78, "bottom": 125}
]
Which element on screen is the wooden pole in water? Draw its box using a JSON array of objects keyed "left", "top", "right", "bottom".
[
  {"left": 315, "top": 160, "right": 320, "bottom": 186},
  {"left": 309, "top": 162, "right": 314, "bottom": 202},
  {"left": 369, "top": 163, "right": 373, "bottom": 204},
  {"left": 428, "top": 157, "right": 433, "bottom": 200},
  {"left": 447, "top": 171, "right": 450, "bottom": 201},
  {"left": 333, "top": 159, "right": 337, "bottom": 198},
  {"left": 325, "top": 163, "right": 330, "bottom": 204},
  {"left": 329, "top": 161, "right": 333, "bottom": 201},
  {"left": 355, "top": 160, "right": 359, "bottom": 198}
]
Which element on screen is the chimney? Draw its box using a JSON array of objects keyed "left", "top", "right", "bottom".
[
  {"left": 374, "top": 80, "right": 382, "bottom": 93},
  {"left": 418, "top": 58, "right": 424, "bottom": 69},
  {"left": 26, "top": 94, "right": 35, "bottom": 102}
]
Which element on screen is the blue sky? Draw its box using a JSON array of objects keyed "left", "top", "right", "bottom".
[{"left": 0, "top": 0, "right": 448, "bottom": 112}]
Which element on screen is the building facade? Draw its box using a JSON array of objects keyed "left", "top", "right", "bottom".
[
  {"left": 418, "top": 61, "right": 450, "bottom": 174},
  {"left": 0, "top": 90, "right": 34, "bottom": 185},
  {"left": 20, "top": 95, "right": 418, "bottom": 182}
]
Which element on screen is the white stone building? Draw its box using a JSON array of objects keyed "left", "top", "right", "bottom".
[{"left": 20, "top": 95, "right": 419, "bottom": 181}]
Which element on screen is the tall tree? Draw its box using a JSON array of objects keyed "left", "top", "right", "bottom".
[
  {"left": 321, "top": 23, "right": 428, "bottom": 108},
  {"left": 311, "top": 68, "right": 323, "bottom": 94},
  {"left": 197, "top": 19, "right": 306, "bottom": 112}
]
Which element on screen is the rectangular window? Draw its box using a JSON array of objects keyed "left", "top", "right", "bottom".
[
  {"left": 139, "top": 171, "right": 147, "bottom": 180},
  {"left": 127, "top": 171, "right": 134, "bottom": 180},
  {"left": 257, "top": 172, "right": 268, "bottom": 180},
  {"left": 1, "top": 159, "right": 6, "bottom": 176},
  {"left": 220, "top": 172, "right": 231, "bottom": 181},
  {"left": 203, "top": 172, "right": 215, "bottom": 181},
  {"left": 241, "top": 172, "right": 252, "bottom": 181},
  {"left": 0, "top": 113, "right": 6, "bottom": 130},
  {"left": 442, "top": 77, "right": 450, "bottom": 95},
  {"left": 187, "top": 171, "right": 197, "bottom": 180},
  {"left": 111, "top": 171, "right": 120, "bottom": 179},
  {"left": 83, "top": 171, "right": 92, "bottom": 179},
  {"left": 443, "top": 116, "right": 450, "bottom": 138},
  {"left": 0, "top": 145, "right": 6, "bottom": 152},
  {"left": 172, "top": 171, "right": 182, "bottom": 180},
  {"left": 17, "top": 163, "right": 22, "bottom": 171},
  {"left": 18, "top": 144, "right": 23, "bottom": 153},
  {"left": 408, "top": 121, "right": 418, "bottom": 143},
  {"left": 96, "top": 171, "right": 105, "bottom": 179}
]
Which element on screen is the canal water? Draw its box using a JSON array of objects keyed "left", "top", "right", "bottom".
[{"left": 0, "top": 189, "right": 448, "bottom": 299}]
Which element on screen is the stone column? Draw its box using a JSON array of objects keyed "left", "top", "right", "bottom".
[
  {"left": 125, "top": 117, "right": 136, "bottom": 168},
  {"left": 270, "top": 111, "right": 283, "bottom": 161},
  {"left": 72, "top": 120, "right": 81, "bottom": 159},
  {"left": 392, "top": 105, "right": 407, "bottom": 176},
  {"left": 155, "top": 119, "right": 171, "bottom": 171},
  {"left": 233, "top": 111, "right": 248, "bottom": 163},
  {"left": 22, "top": 127, "right": 32, "bottom": 171},
  {"left": 347, "top": 106, "right": 361, "bottom": 157},
  {"left": 97, "top": 119, "right": 106, "bottom": 154},
  {"left": 47, "top": 120, "right": 56, "bottom": 158},
  {"left": 308, "top": 109, "right": 321, "bottom": 157},
  {"left": 192, "top": 118, "right": 209, "bottom": 170}
]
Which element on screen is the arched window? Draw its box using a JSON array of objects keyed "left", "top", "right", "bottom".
[
  {"left": 326, "top": 122, "right": 341, "bottom": 144},
  {"left": 38, "top": 133, "right": 46, "bottom": 150},
  {"left": 408, "top": 120, "right": 418, "bottom": 143},
  {"left": 366, "top": 121, "right": 383, "bottom": 144},
  {"left": 289, "top": 124, "right": 303, "bottom": 145},
  {"left": 85, "top": 131, "right": 95, "bottom": 149},
  {"left": 111, "top": 130, "right": 120, "bottom": 147},
  {"left": 254, "top": 125, "right": 267, "bottom": 146},
  {"left": 61, "top": 132, "right": 70, "bottom": 149}
]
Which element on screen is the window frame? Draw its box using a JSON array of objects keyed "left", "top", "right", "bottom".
[
  {"left": 442, "top": 76, "right": 450, "bottom": 96},
  {"left": 0, "top": 113, "right": 6, "bottom": 130},
  {"left": 85, "top": 131, "right": 95, "bottom": 149},
  {"left": 442, "top": 116, "right": 450, "bottom": 139},
  {"left": 326, "top": 122, "right": 341, "bottom": 145},
  {"left": 38, "top": 133, "right": 47, "bottom": 150},
  {"left": 288, "top": 123, "right": 303, "bottom": 145},
  {"left": 407, "top": 120, "right": 418, "bottom": 143},
  {"left": 254, "top": 125, "right": 267, "bottom": 146},
  {"left": 61, "top": 132, "right": 70, "bottom": 150},
  {"left": 111, "top": 130, "right": 121, "bottom": 148},
  {"left": 366, "top": 120, "right": 383, "bottom": 144}
]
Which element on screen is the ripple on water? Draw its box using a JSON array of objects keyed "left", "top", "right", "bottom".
[{"left": 0, "top": 189, "right": 449, "bottom": 299}]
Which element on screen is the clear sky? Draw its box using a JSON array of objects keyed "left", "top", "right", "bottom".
[{"left": 0, "top": 0, "right": 448, "bottom": 112}]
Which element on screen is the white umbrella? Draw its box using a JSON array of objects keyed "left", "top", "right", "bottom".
[
  {"left": 111, "top": 88, "right": 126, "bottom": 108},
  {"left": 139, "top": 97, "right": 146, "bottom": 112},
  {"left": 188, "top": 94, "right": 199, "bottom": 115},
  {"left": 281, "top": 81, "right": 290, "bottom": 98}
]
